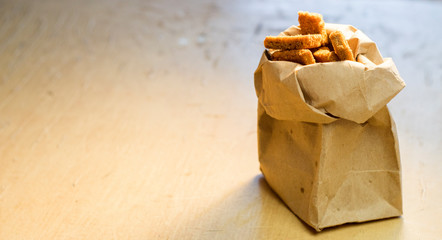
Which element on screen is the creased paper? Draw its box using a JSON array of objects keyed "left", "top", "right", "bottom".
[{"left": 254, "top": 24, "right": 405, "bottom": 231}]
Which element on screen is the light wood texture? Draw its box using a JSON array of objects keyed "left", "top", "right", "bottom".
[{"left": 0, "top": 0, "right": 441, "bottom": 239}]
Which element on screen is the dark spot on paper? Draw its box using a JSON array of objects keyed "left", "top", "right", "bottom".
[
  {"left": 315, "top": 161, "right": 318, "bottom": 167},
  {"left": 290, "top": 129, "right": 293, "bottom": 135},
  {"left": 102, "top": 172, "right": 111, "bottom": 178},
  {"left": 337, "top": 208, "right": 340, "bottom": 211},
  {"left": 300, "top": 187, "right": 304, "bottom": 193}
]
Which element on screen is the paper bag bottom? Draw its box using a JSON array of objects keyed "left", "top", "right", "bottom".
[{"left": 257, "top": 103, "right": 403, "bottom": 231}]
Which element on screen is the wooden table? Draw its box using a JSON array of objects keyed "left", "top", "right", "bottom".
[{"left": 1, "top": 0, "right": 441, "bottom": 239}]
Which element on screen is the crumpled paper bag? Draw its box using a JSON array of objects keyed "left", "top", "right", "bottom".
[{"left": 254, "top": 24, "right": 405, "bottom": 231}]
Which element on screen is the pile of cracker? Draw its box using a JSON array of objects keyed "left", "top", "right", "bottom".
[{"left": 264, "top": 11, "right": 355, "bottom": 65}]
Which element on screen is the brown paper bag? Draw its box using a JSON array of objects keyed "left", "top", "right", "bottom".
[{"left": 254, "top": 24, "right": 405, "bottom": 231}]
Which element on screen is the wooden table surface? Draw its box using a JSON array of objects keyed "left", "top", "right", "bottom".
[{"left": 1, "top": 0, "right": 441, "bottom": 239}]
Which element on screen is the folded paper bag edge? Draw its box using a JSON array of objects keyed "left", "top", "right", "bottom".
[
  {"left": 255, "top": 52, "right": 336, "bottom": 123},
  {"left": 358, "top": 58, "right": 406, "bottom": 121},
  {"left": 259, "top": 23, "right": 405, "bottom": 124}
]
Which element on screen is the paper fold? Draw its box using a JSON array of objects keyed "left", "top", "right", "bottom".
[
  {"left": 255, "top": 23, "right": 404, "bottom": 231},
  {"left": 255, "top": 24, "right": 405, "bottom": 124}
]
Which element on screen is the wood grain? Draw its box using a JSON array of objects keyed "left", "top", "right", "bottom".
[{"left": 0, "top": 0, "right": 441, "bottom": 239}]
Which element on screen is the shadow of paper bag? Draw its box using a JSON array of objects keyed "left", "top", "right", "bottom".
[{"left": 254, "top": 24, "right": 405, "bottom": 231}]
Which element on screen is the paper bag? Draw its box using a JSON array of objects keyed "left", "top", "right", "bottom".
[{"left": 254, "top": 24, "right": 405, "bottom": 231}]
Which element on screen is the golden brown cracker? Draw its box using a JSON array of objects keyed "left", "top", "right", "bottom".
[
  {"left": 271, "top": 49, "right": 316, "bottom": 65},
  {"left": 298, "top": 11, "right": 328, "bottom": 45},
  {"left": 312, "top": 47, "right": 339, "bottom": 62},
  {"left": 264, "top": 34, "right": 322, "bottom": 50},
  {"left": 329, "top": 31, "right": 355, "bottom": 61}
]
